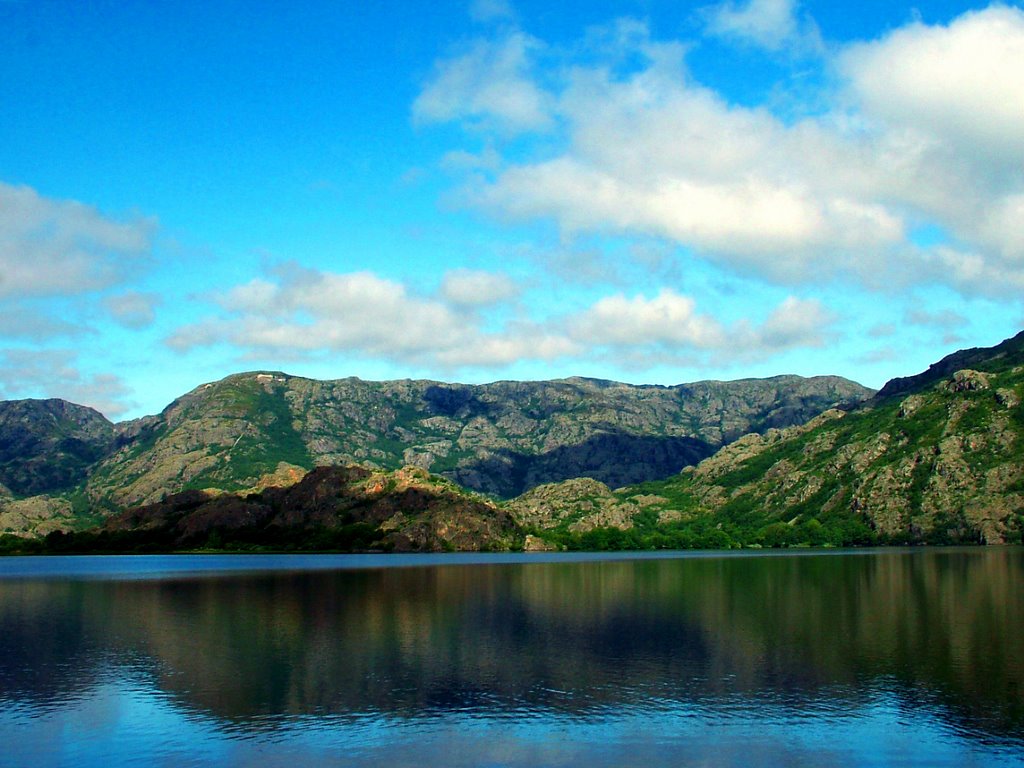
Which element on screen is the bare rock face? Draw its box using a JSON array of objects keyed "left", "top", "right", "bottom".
[
  {"left": 996, "top": 388, "right": 1020, "bottom": 408},
  {"left": 507, "top": 477, "right": 635, "bottom": 532},
  {"left": 875, "top": 330, "right": 1024, "bottom": 400},
  {"left": 899, "top": 395, "right": 925, "bottom": 418},
  {"left": 942, "top": 370, "right": 990, "bottom": 393}
]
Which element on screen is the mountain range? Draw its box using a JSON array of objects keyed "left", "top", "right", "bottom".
[
  {"left": 2, "top": 331, "right": 1022, "bottom": 551},
  {"left": 0, "top": 372, "right": 868, "bottom": 540}
]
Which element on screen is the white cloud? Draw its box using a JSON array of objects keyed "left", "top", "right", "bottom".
[
  {"left": 413, "top": 31, "right": 552, "bottom": 134},
  {"left": 169, "top": 268, "right": 830, "bottom": 373},
  {"left": 978, "top": 194, "right": 1024, "bottom": 262},
  {"left": 437, "top": 325, "right": 581, "bottom": 367},
  {"left": 839, "top": 5, "right": 1024, "bottom": 275},
  {"left": 440, "top": 268, "right": 520, "bottom": 308},
  {"left": 168, "top": 267, "right": 561, "bottom": 369},
  {"left": 0, "top": 348, "right": 134, "bottom": 419},
  {"left": 916, "top": 245, "right": 1024, "bottom": 297},
  {"left": 0, "top": 182, "right": 155, "bottom": 298},
  {"left": 424, "top": 9, "right": 1024, "bottom": 298},
  {"left": 475, "top": 156, "right": 905, "bottom": 279},
  {"left": 213, "top": 269, "right": 465, "bottom": 356},
  {"left": 570, "top": 289, "right": 727, "bottom": 349},
  {"left": 568, "top": 290, "right": 829, "bottom": 360},
  {"left": 841, "top": 6, "right": 1024, "bottom": 162},
  {"left": 468, "top": 49, "right": 907, "bottom": 283},
  {"left": 704, "top": 0, "right": 821, "bottom": 53}
]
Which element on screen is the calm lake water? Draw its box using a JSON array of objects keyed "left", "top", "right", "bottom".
[{"left": 0, "top": 549, "right": 1022, "bottom": 767}]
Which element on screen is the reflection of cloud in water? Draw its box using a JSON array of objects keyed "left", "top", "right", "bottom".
[{"left": 0, "top": 550, "right": 1022, "bottom": 763}]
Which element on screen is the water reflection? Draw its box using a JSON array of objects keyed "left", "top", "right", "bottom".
[{"left": 1, "top": 549, "right": 1022, "bottom": 764}]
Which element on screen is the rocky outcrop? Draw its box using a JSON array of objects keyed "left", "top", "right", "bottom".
[
  {"left": 0, "top": 495, "right": 76, "bottom": 537},
  {"left": 507, "top": 478, "right": 637, "bottom": 532},
  {"left": 522, "top": 534, "right": 559, "bottom": 551}
]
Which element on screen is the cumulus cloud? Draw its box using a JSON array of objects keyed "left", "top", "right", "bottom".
[
  {"left": 206, "top": 268, "right": 467, "bottom": 356},
  {"left": 413, "top": 31, "right": 552, "bottom": 134},
  {"left": 168, "top": 266, "right": 559, "bottom": 368},
  {"left": 840, "top": 7, "right": 1024, "bottom": 278},
  {"left": 437, "top": 324, "right": 581, "bottom": 367},
  {"left": 421, "top": 7, "right": 1024, "bottom": 299},
  {"left": 568, "top": 289, "right": 829, "bottom": 361},
  {"left": 841, "top": 6, "right": 1024, "bottom": 162},
  {"left": 0, "top": 182, "right": 155, "bottom": 298},
  {"left": 703, "top": 0, "right": 822, "bottom": 53},
  {"left": 466, "top": 45, "right": 907, "bottom": 284},
  {"left": 570, "top": 289, "right": 727, "bottom": 349},
  {"left": 757, "top": 296, "right": 832, "bottom": 350},
  {"left": 169, "top": 268, "right": 830, "bottom": 372},
  {"left": 439, "top": 268, "right": 520, "bottom": 308},
  {"left": 0, "top": 348, "right": 134, "bottom": 419}
]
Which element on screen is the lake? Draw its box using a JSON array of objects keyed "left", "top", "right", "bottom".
[{"left": 0, "top": 549, "right": 1021, "bottom": 767}]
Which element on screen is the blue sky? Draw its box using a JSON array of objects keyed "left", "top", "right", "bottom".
[{"left": 1, "top": 0, "right": 1022, "bottom": 419}]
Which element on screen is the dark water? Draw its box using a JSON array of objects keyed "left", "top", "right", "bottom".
[{"left": 1, "top": 549, "right": 1022, "bottom": 767}]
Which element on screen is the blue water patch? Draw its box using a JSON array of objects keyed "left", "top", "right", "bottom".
[{"left": 1, "top": 549, "right": 1020, "bottom": 766}]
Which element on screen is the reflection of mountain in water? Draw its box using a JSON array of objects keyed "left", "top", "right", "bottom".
[{"left": 0, "top": 551, "right": 1022, "bottom": 746}]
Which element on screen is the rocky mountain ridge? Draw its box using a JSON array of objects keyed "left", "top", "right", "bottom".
[{"left": 0, "top": 371, "right": 871, "bottom": 537}]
